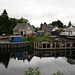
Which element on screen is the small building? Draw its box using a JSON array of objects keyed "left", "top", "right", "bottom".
[
  {"left": 37, "top": 31, "right": 44, "bottom": 37},
  {"left": 10, "top": 35, "right": 23, "bottom": 42},
  {"left": 13, "top": 23, "right": 35, "bottom": 36},
  {"left": 41, "top": 23, "right": 59, "bottom": 36}
]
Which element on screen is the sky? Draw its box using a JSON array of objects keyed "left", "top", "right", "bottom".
[{"left": 0, "top": 0, "right": 75, "bottom": 27}]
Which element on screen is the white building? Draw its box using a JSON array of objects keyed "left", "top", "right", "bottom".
[{"left": 60, "top": 25, "right": 75, "bottom": 36}]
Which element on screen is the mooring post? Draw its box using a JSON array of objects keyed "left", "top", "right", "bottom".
[
  {"left": 35, "top": 42, "right": 36, "bottom": 49},
  {"left": 41, "top": 42, "right": 43, "bottom": 49},
  {"left": 50, "top": 42, "right": 53, "bottom": 49},
  {"left": 60, "top": 42, "right": 61, "bottom": 49},
  {"left": 38, "top": 42, "right": 39, "bottom": 49},
  {"left": 55, "top": 42, "right": 56, "bottom": 49},
  {"left": 65, "top": 42, "right": 66, "bottom": 49},
  {"left": 34, "top": 42, "right": 35, "bottom": 49},
  {"left": 70, "top": 42, "right": 72, "bottom": 48},
  {"left": 46, "top": 42, "right": 47, "bottom": 49}
]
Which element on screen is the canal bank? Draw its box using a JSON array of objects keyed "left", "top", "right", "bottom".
[{"left": 0, "top": 42, "right": 29, "bottom": 49}]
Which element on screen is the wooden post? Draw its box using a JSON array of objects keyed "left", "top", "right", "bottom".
[
  {"left": 42, "top": 42, "right": 43, "bottom": 49},
  {"left": 65, "top": 42, "right": 66, "bottom": 49},
  {"left": 60, "top": 42, "right": 61, "bottom": 49},
  {"left": 46, "top": 42, "right": 47, "bottom": 49},
  {"left": 50, "top": 42, "right": 53, "bottom": 49},
  {"left": 38, "top": 42, "right": 39, "bottom": 49},
  {"left": 55, "top": 42, "right": 56, "bottom": 49},
  {"left": 34, "top": 42, "right": 35, "bottom": 49},
  {"left": 36, "top": 42, "right": 37, "bottom": 49},
  {"left": 70, "top": 42, "right": 72, "bottom": 48}
]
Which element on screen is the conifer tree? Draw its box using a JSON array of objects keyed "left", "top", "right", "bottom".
[
  {"left": 0, "top": 9, "right": 10, "bottom": 34},
  {"left": 68, "top": 21, "right": 72, "bottom": 26}
]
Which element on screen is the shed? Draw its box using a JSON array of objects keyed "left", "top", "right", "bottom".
[
  {"left": 37, "top": 31, "right": 44, "bottom": 37},
  {"left": 10, "top": 35, "right": 23, "bottom": 42}
]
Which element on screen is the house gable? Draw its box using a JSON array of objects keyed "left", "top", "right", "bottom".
[
  {"left": 13, "top": 23, "right": 35, "bottom": 35},
  {"left": 13, "top": 23, "right": 26, "bottom": 31},
  {"left": 52, "top": 26, "right": 59, "bottom": 31},
  {"left": 23, "top": 23, "right": 35, "bottom": 31}
]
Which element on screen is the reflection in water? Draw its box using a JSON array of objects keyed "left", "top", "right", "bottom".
[
  {"left": 10, "top": 51, "right": 33, "bottom": 62},
  {"left": 0, "top": 52, "right": 10, "bottom": 68},
  {"left": 0, "top": 48, "right": 75, "bottom": 75},
  {"left": 0, "top": 49, "right": 75, "bottom": 68},
  {"left": 0, "top": 48, "right": 34, "bottom": 68}
]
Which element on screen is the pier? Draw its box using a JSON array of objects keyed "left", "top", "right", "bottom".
[
  {"left": 0, "top": 42, "right": 29, "bottom": 49},
  {"left": 34, "top": 40, "right": 75, "bottom": 57},
  {"left": 34, "top": 40, "right": 75, "bottom": 50}
]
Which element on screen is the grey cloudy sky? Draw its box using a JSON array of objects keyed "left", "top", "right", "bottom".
[{"left": 0, "top": 0, "right": 75, "bottom": 27}]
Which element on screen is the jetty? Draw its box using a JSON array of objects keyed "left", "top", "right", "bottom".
[
  {"left": 0, "top": 42, "right": 29, "bottom": 49},
  {"left": 34, "top": 40, "right": 75, "bottom": 50},
  {"left": 34, "top": 40, "right": 75, "bottom": 57}
]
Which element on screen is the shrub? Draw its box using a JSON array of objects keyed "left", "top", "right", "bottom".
[
  {"left": 24, "top": 67, "right": 41, "bottom": 75},
  {"left": 53, "top": 71, "right": 63, "bottom": 75}
]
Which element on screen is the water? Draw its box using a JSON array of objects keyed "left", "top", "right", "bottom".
[{"left": 0, "top": 49, "right": 75, "bottom": 75}]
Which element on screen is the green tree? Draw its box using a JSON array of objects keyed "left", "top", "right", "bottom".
[
  {"left": 68, "top": 21, "right": 72, "bottom": 26},
  {"left": 0, "top": 9, "right": 10, "bottom": 34},
  {"left": 32, "top": 25, "right": 39, "bottom": 32},
  {"left": 40, "top": 23, "right": 42, "bottom": 30},
  {"left": 16, "top": 17, "right": 28, "bottom": 23},
  {"left": 52, "top": 20, "right": 63, "bottom": 28},
  {"left": 9, "top": 18, "right": 17, "bottom": 34}
]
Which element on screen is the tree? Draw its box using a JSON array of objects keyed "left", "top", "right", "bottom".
[
  {"left": 40, "top": 23, "right": 43, "bottom": 30},
  {"left": 0, "top": 9, "right": 30, "bottom": 35},
  {"left": 68, "top": 21, "right": 72, "bottom": 26},
  {"left": 9, "top": 18, "right": 17, "bottom": 34},
  {"left": 16, "top": 17, "right": 29, "bottom": 23},
  {"left": 0, "top": 9, "right": 10, "bottom": 34},
  {"left": 52, "top": 20, "right": 63, "bottom": 28}
]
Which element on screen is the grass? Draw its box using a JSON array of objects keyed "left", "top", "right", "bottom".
[{"left": 23, "top": 36, "right": 53, "bottom": 42}]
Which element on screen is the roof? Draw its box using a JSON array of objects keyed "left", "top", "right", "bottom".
[
  {"left": 46, "top": 25, "right": 55, "bottom": 33},
  {"left": 13, "top": 23, "right": 27, "bottom": 31},
  {"left": 47, "top": 25, "right": 54, "bottom": 30},
  {"left": 63, "top": 25, "right": 75, "bottom": 29}
]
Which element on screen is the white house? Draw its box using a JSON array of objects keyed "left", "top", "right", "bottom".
[{"left": 60, "top": 25, "right": 75, "bottom": 36}]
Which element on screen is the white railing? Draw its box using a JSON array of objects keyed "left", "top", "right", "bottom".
[{"left": 60, "top": 32, "right": 75, "bottom": 36}]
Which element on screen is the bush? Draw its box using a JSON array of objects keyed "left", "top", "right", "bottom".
[
  {"left": 27, "top": 36, "right": 35, "bottom": 41},
  {"left": 53, "top": 71, "right": 63, "bottom": 75},
  {"left": 24, "top": 67, "right": 41, "bottom": 75}
]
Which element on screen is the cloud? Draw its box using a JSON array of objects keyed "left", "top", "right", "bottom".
[{"left": 0, "top": 0, "right": 75, "bottom": 27}]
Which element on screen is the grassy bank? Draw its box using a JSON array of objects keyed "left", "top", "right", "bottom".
[
  {"left": 23, "top": 36, "right": 53, "bottom": 50},
  {"left": 23, "top": 36, "right": 52, "bottom": 42}
]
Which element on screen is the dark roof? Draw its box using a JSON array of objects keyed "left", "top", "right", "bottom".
[
  {"left": 13, "top": 23, "right": 27, "bottom": 31},
  {"left": 63, "top": 25, "right": 75, "bottom": 29},
  {"left": 46, "top": 25, "right": 54, "bottom": 32}
]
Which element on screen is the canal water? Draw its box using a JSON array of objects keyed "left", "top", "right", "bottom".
[{"left": 0, "top": 49, "right": 75, "bottom": 75}]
